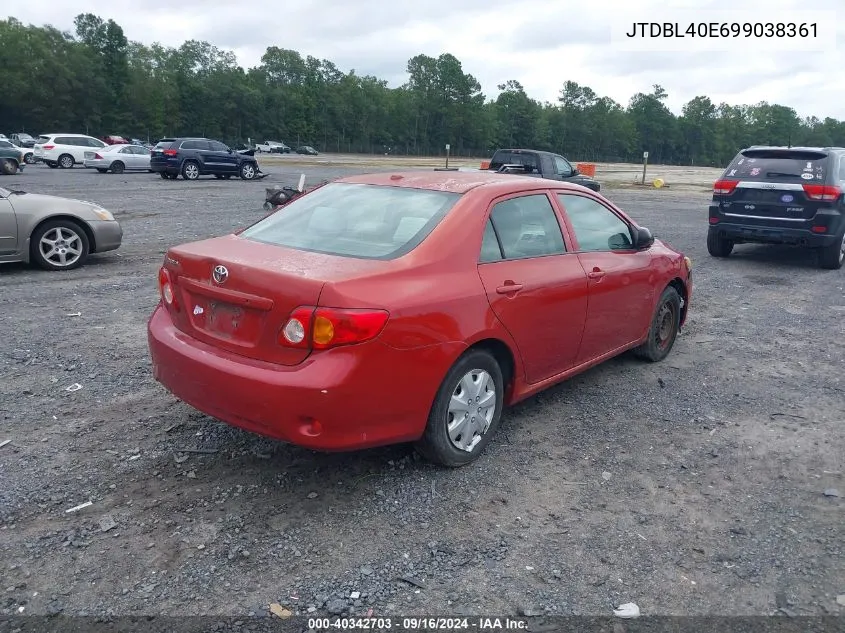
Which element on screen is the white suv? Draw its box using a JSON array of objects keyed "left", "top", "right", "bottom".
[{"left": 34, "top": 134, "right": 107, "bottom": 169}]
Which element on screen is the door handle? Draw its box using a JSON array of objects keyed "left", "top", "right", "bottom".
[
  {"left": 587, "top": 269, "right": 606, "bottom": 280},
  {"left": 496, "top": 283, "right": 524, "bottom": 294}
]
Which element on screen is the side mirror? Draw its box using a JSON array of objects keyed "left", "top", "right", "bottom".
[
  {"left": 571, "top": 167, "right": 580, "bottom": 176},
  {"left": 633, "top": 226, "right": 654, "bottom": 249}
]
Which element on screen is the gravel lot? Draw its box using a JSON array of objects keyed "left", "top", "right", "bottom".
[{"left": 0, "top": 160, "right": 843, "bottom": 619}]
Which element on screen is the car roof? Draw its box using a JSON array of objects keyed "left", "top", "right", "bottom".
[
  {"left": 335, "top": 170, "right": 596, "bottom": 195},
  {"left": 743, "top": 145, "right": 845, "bottom": 153},
  {"left": 41, "top": 133, "right": 96, "bottom": 137}
]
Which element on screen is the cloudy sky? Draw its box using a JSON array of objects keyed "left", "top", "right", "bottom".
[{"left": 4, "top": 0, "right": 844, "bottom": 119}]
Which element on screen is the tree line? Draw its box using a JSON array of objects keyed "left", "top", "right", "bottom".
[{"left": 2, "top": 14, "right": 844, "bottom": 166}]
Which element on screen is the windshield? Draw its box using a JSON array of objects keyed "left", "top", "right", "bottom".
[
  {"left": 723, "top": 150, "right": 828, "bottom": 183},
  {"left": 240, "top": 182, "right": 461, "bottom": 260}
]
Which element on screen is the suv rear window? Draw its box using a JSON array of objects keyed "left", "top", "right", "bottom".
[
  {"left": 154, "top": 139, "right": 175, "bottom": 149},
  {"left": 723, "top": 150, "right": 829, "bottom": 183},
  {"left": 37, "top": 136, "right": 51, "bottom": 144},
  {"left": 240, "top": 182, "right": 461, "bottom": 259}
]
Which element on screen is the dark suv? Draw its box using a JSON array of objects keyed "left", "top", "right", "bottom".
[
  {"left": 150, "top": 137, "right": 260, "bottom": 181},
  {"left": 708, "top": 146, "right": 845, "bottom": 269}
]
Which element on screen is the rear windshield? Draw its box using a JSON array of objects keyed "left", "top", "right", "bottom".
[
  {"left": 154, "top": 139, "right": 175, "bottom": 149},
  {"left": 723, "top": 150, "right": 829, "bottom": 183},
  {"left": 37, "top": 136, "right": 51, "bottom": 144},
  {"left": 240, "top": 182, "right": 461, "bottom": 259},
  {"left": 489, "top": 150, "right": 539, "bottom": 171}
]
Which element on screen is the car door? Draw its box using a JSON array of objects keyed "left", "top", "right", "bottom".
[
  {"left": 0, "top": 194, "right": 18, "bottom": 255},
  {"left": 133, "top": 145, "right": 151, "bottom": 170},
  {"left": 208, "top": 141, "right": 237, "bottom": 174},
  {"left": 554, "top": 192, "right": 656, "bottom": 363},
  {"left": 476, "top": 192, "right": 589, "bottom": 384},
  {"left": 553, "top": 155, "right": 576, "bottom": 182}
]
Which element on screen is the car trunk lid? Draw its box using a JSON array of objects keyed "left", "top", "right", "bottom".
[
  {"left": 161, "top": 235, "right": 389, "bottom": 365},
  {"left": 715, "top": 150, "right": 835, "bottom": 221}
]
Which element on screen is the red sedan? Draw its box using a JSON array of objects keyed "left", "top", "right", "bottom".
[{"left": 148, "top": 171, "right": 692, "bottom": 467}]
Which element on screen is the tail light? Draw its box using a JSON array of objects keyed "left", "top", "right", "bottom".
[
  {"left": 811, "top": 226, "right": 827, "bottom": 234},
  {"left": 709, "top": 217, "right": 719, "bottom": 224},
  {"left": 163, "top": 149, "right": 178, "bottom": 157},
  {"left": 278, "top": 306, "right": 389, "bottom": 350},
  {"left": 42, "top": 144, "right": 55, "bottom": 150},
  {"left": 157, "top": 267, "right": 179, "bottom": 310},
  {"left": 713, "top": 179, "right": 738, "bottom": 195},
  {"left": 94, "top": 153, "right": 103, "bottom": 160},
  {"left": 802, "top": 184, "right": 841, "bottom": 201}
]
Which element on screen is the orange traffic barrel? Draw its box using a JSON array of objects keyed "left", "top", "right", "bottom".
[{"left": 576, "top": 162, "right": 596, "bottom": 177}]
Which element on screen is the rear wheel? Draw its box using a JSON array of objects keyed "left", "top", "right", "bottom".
[
  {"left": 707, "top": 227, "right": 733, "bottom": 257},
  {"left": 47, "top": 162, "right": 58, "bottom": 169},
  {"left": 181, "top": 160, "right": 200, "bottom": 180},
  {"left": 58, "top": 154, "right": 74, "bottom": 169},
  {"left": 30, "top": 220, "right": 90, "bottom": 271},
  {"left": 415, "top": 349, "right": 504, "bottom": 467},
  {"left": 110, "top": 161, "right": 125, "bottom": 174},
  {"left": 1, "top": 159, "right": 18, "bottom": 175},
  {"left": 24, "top": 153, "right": 35, "bottom": 164},
  {"left": 818, "top": 230, "right": 845, "bottom": 270},
  {"left": 159, "top": 172, "right": 169, "bottom": 179},
  {"left": 633, "top": 286, "right": 681, "bottom": 362}
]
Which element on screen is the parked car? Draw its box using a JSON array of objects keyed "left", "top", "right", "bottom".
[
  {"left": 295, "top": 145, "right": 318, "bottom": 155},
  {"left": 33, "top": 134, "right": 108, "bottom": 169},
  {"left": 485, "top": 148, "right": 601, "bottom": 191},
  {"left": 708, "top": 145, "right": 845, "bottom": 269},
  {"left": 0, "top": 139, "right": 34, "bottom": 164},
  {"left": 255, "top": 141, "right": 291, "bottom": 153},
  {"left": 148, "top": 170, "right": 692, "bottom": 466},
  {"left": 150, "top": 137, "right": 261, "bottom": 180},
  {"left": 9, "top": 133, "right": 36, "bottom": 148},
  {"left": 0, "top": 146, "right": 24, "bottom": 175},
  {"left": 102, "top": 135, "right": 131, "bottom": 145},
  {"left": 0, "top": 185, "right": 122, "bottom": 270},
  {"left": 83, "top": 143, "right": 152, "bottom": 174},
  {"left": 130, "top": 138, "right": 154, "bottom": 150}
]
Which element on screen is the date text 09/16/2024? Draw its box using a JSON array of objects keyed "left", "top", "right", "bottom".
[
  {"left": 307, "top": 617, "right": 528, "bottom": 630},
  {"left": 625, "top": 22, "right": 817, "bottom": 38}
]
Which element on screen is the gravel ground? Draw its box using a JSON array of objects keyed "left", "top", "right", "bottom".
[{"left": 0, "top": 161, "right": 843, "bottom": 619}]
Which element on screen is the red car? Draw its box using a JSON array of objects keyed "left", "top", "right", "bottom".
[
  {"left": 102, "top": 135, "right": 130, "bottom": 145},
  {"left": 148, "top": 171, "right": 692, "bottom": 466}
]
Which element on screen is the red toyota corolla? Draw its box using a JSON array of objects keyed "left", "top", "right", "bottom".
[{"left": 148, "top": 171, "right": 692, "bottom": 467}]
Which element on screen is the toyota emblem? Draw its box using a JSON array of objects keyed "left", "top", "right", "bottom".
[{"left": 212, "top": 265, "right": 229, "bottom": 284}]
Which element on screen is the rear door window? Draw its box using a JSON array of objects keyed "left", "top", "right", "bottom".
[
  {"left": 208, "top": 141, "right": 229, "bottom": 152},
  {"left": 240, "top": 182, "right": 461, "bottom": 260},
  {"left": 723, "top": 150, "right": 829, "bottom": 183}
]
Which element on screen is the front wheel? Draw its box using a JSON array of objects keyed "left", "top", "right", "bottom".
[
  {"left": 30, "top": 220, "right": 90, "bottom": 271},
  {"left": 415, "top": 349, "right": 504, "bottom": 467},
  {"left": 707, "top": 228, "right": 733, "bottom": 257},
  {"left": 1, "top": 159, "right": 17, "bottom": 175},
  {"left": 240, "top": 162, "right": 257, "bottom": 180},
  {"left": 818, "top": 230, "right": 845, "bottom": 270},
  {"left": 110, "top": 161, "right": 125, "bottom": 174},
  {"left": 633, "top": 286, "right": 682, "bottom": 362}
]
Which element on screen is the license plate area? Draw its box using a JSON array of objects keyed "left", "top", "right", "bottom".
[{"left": 190, "top": 298, "right": 246, "bottom": 340}]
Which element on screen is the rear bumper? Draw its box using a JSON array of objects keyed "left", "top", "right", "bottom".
[
  {"left": 710, "top": 221, "right": 841, "bottom": 247},
  {"left": 147, "top": 305, "right": 462, "bottom": 451},
  {"left": 150, "top": 160, "right": 179, "bottom": 174}
]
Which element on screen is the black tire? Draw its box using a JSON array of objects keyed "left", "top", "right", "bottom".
[
  {"left": 181, "top": 160, "right": 200, "bottom": 180},
  {"left": 707, "top": 227, "right": 733, "bottom": 257},
  {"left": 633, "top": 286, "right": 682, "bottom": 363},
  {"left": 0, "top": 159, "right": 18, "bottom": 175},
  {"left": 818, "top": 230, "right": 845, "bottom": 270},
  {"left": 24, "top": 153, "right": 35, "bottom": 164},
  {"left": 110, "top": 161, "right": 125, "bottom": 174},
  {"left": 30, "top": 219, "right": 90, "bottom": 271},
  {"left": 58, "top": 154, "right": 74, "bottom": 169},
  {"left": 415, "top": 349, "right": 505, "bottom": 467},
  {"left": 167, "top": 173, "right": 178, "bottom": 180},
  {"left": 47, "top": 162, "right": 58, "bottom": 169},
  {"left": 214, "top": 174, "right": 224, "bottom": 179},
  {"left": 239, "top": 162, "right": 257, "bottom": 180},
  {"left": 159, "top": 172, "right": 169, "bottom": 179},
  {"left": 97, "top": 168, "right": 108, "bottom": 174}
]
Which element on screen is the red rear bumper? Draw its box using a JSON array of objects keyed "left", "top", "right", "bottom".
[{"left": 147, "top": 305, "right": 459, "bottom": 451}]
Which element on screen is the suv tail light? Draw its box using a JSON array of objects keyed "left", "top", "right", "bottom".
[
  {"left": 278, "top": 306, "right": 389, "bottom": 350},
  {"left": 157, "top": 267, "right": 179, "bottom": 310},
  {"left": 163, "top": 149, "right": 178, "bottom": 157},
  {"left": 713, "top": 179, "right": 738, "bottom": 195},
  {"left": 42, "top": 144, "right": 55, "bottom": 150},
  {"left": 802, "top": 184, "right": 841, "bottom": 201}
]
